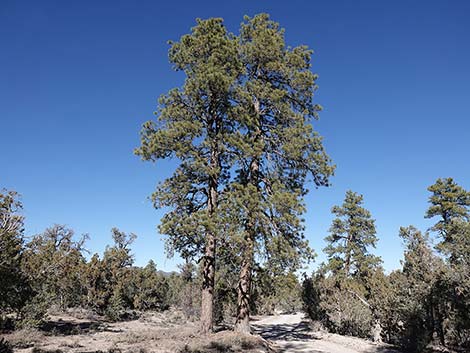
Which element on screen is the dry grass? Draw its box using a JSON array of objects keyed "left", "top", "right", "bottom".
[
  {"left": 178, "top": 331, "right": 272, "bottom": 353},
  {"left": 3, "top": 328, "right": 45, "bottom": 349},
  {"left": 0, "top": 310, "right": 272, "bottom": 353}
]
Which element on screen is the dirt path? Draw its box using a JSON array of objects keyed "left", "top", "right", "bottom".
[{"left": 252, "top": 313, "right": 400, "bottom": 353}]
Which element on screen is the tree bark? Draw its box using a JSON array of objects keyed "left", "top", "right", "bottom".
[
  {"left": 235, "top": 157, "right": 259, "bottom": 334},
  {"left": 344, "top": 227, "right": 353, "bottom": 277},
  {"left": 200, "top": 231, "right": 216, "bottom": 333},
  {"left": 234, "top": 97, "right": 261, "bottom": 334},
  {"left": 200, "top": 127, "right": 219, "bottom": 334},
  {"left": 344, "top": 252, "right": 351, "bottom": 277},
  {"left": 234, "top": 227, "right": 255, "bottom": 334}
]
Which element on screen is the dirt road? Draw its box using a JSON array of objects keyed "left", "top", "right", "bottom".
[{"left": 252, "top": 313, "right": 400, "bottom": 353}]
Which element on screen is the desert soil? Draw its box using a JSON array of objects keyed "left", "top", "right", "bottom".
[
  {"left": 252, "top": 312, "right": 401, "bottom": 353},
  {"left": 2, "top": 311, "right": 402, "bottom": 353}
]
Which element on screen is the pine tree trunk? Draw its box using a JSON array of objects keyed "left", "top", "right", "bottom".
[
  {"left": 235, "top": 157, "right": 259, "bottom": 334},
  {"left": 234, "top": 229, "right": 254, "bottom": 334},
  {"left": 235, "top": 98, "right": 261, "bottom": 334},
  {"left": 344, "top": 254, "right": 350, "bottom": 277},
  {"left": 344, "top": 232, "right": 353, "bottom": 277},
  {"left": 200, "top": 232, "right": 216, "bottom": 334},
  {"left": 200, "top": 137, "right": 219, "bottom": 334}
]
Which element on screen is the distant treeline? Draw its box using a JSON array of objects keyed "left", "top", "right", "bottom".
[
  {"left": 0, "top": 189, "right": 301, "bottom": 330},
  {"left": 302, "top": 178, "right": 470, "bottom": 352}
]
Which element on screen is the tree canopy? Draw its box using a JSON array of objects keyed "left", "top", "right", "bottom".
[{"left": 136, "top": 14, "right": 334, "bottom": 332}]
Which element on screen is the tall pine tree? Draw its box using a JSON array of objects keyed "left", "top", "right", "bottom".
[
  {"left": 227, "top": 14, "right": 334, "bottom": 332},
  {"left": 135, "top": 18, "right": 241, "bottom": 333},
  {"left": 137, "top": 15, "right": 333, "bottom": 333},
  {"left": 426, "top": 178, "right": 470, "bottom": 346}
]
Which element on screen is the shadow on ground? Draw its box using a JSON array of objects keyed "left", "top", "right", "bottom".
[
  {"left": 252, "top": 317, "right": 402, "bottom": 353},
  {"left": 41, "top": 320, "right": 105, "bottom": 335},
  {"left": 252, "top": 320, "right": 315, "bottom": 341},
  {"left": 275, "top": 342, "right": 323, "bottom": 353}
]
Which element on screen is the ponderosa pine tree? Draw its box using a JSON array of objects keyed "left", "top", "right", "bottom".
[
  {"left": 324, "top": 190, "right": 380, "bottom": 279},
  {"left": 135, "top": 18, "right": 241, "bottom": 333},
  {"left": 136, "top": 14, "right": 333, "bottom": 332},
  {"left": 426, "top": 179, "right": 470, "bottom": 347},
  {"left": 226, "top": 14, "right": 334, "bottom": 333},
  {"left": 425, "top": 177, "right": 470, "bottom": 256},
  {"left": 319, "top": 191, "right": 383, "bottom": 339}
]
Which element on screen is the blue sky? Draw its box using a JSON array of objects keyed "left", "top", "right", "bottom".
[{"left": 1, "top": 0, "right": 469, "bottom": 272}]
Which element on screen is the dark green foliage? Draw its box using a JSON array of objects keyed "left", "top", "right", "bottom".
[
  {"left": 82, "top": 253, "right": 108, "bottom": 312},
  {"left": 22, "top": 225, "right": 88, "bottom": 311},
  {"left": 135, "top": 14, "right": 334, "bottom": 332},
  {"left": 213, "top": 246, "right": 238, "bottom": 323},
  {"left": 301, "top": 273, "right": 325, "bottom": 323},
  {"left": 426, "top": 178, "right": 470, "bottom": 248},
  {"left": 425, "top": 178, "right": 470, "bottom": 348},
  {"left": 387, "top": 226, "right": 440, "bottom": 351},
  {"left": 251, "top": 268, "right": 303, "bottom": 315},
  {"left": 135, "top": 16, "right": 243, "bottom": 332},
  {"left": 166, "top": 262, "right": 201, "bottom": 319},
  {"left": 324, "top": 190, "right": 381, "bottom": 279},
  {"left": 132, "top": 260, "right": 170, "bottom": 311},
  {"left": 82, "top": 228, "right": 137, "bottom": 320},
  {"left": 302, "top": 181, "right": 470, "bottom": 352},
  {"left": 304, "top": 191, "right": 384, "bottom": 340},
  {"left": 0, "top": 190, "right": 32, "bottom": 319},
  {"left": 318, "top": 189, "right": 470, "bottom": 350},
  {"left": 135, "top": 17, "right": 240, "bottom": 261},
  {"left": 17, "top": 295, "right": 49, "bottom": 329},
  {"left": 433, "top": 221, "right": 470, "bottom": 348},
  {"left": 316, "top": 274, "right": 374, "bottom": 338}
]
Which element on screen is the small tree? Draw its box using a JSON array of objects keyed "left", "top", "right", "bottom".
[
  {"left": 0, "top": 189, "right": 31, "bottom": 324},
  {"left": 378, "top": 226, "right": 446, "bottom": 350},
  {"left": 425, "top": 177, "right": 470, "bottom": 256},
  {"left": 22, "top": 225, "right": 88, "bottom": 311},
  {"left": 320, "top": 191, "right": 383, "bottom": 339},
  {"left": 425, "top": 178, "right": 470, "bottom": 347},
  {"left": 324, "top": 190, "right": 381, "bottom": 279},
  {"left": 443, "top": 219, "right": 470, "bottom": 347},
  {"left": 133, "top": 260, "right": 169, "bottom": 311},
  {"left": 82, "top": 228, "right": 136, "bottom": 319},
  {"left": 103, "top": 228, "right": 136, "bottom": 319}
]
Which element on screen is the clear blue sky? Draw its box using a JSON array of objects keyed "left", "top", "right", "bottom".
[{"left": 1, "top": 0, "right": 469, "bottom": 272}]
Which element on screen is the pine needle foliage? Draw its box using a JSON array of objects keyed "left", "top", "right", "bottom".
[
  {"left": 135, "top": 14, "right": 334, "bottom": 332},
  {"left": 324, "top": 190, "right": 381, "bottom": 279}
]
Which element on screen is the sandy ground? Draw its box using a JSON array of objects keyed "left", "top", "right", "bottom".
[
  {"left": 2, "top": 310, "right": 267, "bottom": 353},
  {"left": 252, "top": 313, "right": 401, "bottom": 353},
  {"left": 2, "top": 311, "right": 402, "bottom": 353}
]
